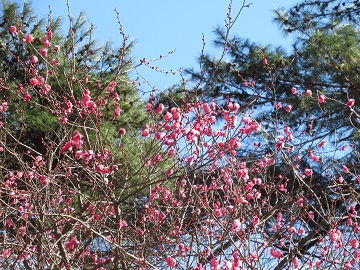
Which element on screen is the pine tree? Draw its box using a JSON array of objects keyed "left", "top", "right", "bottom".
[
  {"left": 178, "top": 0, "right": 360, "bottom": 267},
  {"left": 0, "top": 0, "right": 160, "bottom": 188}
]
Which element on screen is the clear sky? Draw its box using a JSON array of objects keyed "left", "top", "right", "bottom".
[{"left": 26, "top": 0, "right": 297, "bottom": 95}]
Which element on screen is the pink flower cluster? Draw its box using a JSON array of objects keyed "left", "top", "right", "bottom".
[{"left": 61, "top": 130, "right": 84, "bottom": 153}]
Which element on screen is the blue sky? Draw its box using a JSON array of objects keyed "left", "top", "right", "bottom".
[{"left": 28, "top": 0, "right": 297, "bottom": 94}]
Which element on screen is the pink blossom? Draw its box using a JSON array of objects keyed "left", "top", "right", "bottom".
[
  {"left": 285, "top": 105, "right": 292, "bottom": 113},
  {"left": 40, "top": 48, "right": 48, "bottom": 57},
  {"left": 236, "top": 196, "right": 249, "bottom": 204},
  {"left": 9, "top": 25, "right": 17, "bottom": 34},
  {"left": 141, "top": 128, "right": 150, "bottom": 137},
  {"left": 61, "top": 141, "right": 73, "bottom": 153},
  {"left": 47, "top": 30, "right": 53, "bottom": 38},
  {"left": 318, "top": 95, "right": 326, "bottom": 103},
  {"left": 51, "top": 58, "right": 60, "bottom": 66},
  {"left": 304, "top": 168, "right": 313, "bottom": 177},
  {"left": 310, "top": 153, "right": 319, "bottom": 162},
  {"left": 38, "top": 76, "right": 44, "bottom": 85},
  {"left": 346, "top": 99, "right": 355, "bottom": 107},
  {"left": 153, "top": 153, "right": 162, "bottom": 163},
  {"left": 275, "top": 103, "right": 282, "bottom": 110},
  {"left": 96, "top": 164, "right": 104, "bottom": 173},
  {"left": 270, "top": 248, "right": 282, "bottom": 259},
  {"left": 166, "top": 169, "right": 173, "bottom": 177},
  {"left": 65, "top": 237, "right": 79, "bottom": 251},
  {"left": 107, "top": 86, "right": 114, "bottom": 93},
  {"left": 164, "top": 112, "right": 173, "bottom": 121},
  {"left": 118, "top": 220, "right": 128, "bottom": 228},
  {"left": 296, "top": 198, "right": 304, "bottom": 207},
  {"left": 119, "top": 128, "right": 126, "bottom": 135},
  {"left": 284, "top": 126, "right": 291, "bottom": 135},
  {"left": 253, "top": 216, "right": 259, "bottom": 227},
  {"left": 75, "top": 150, "right": 83, "bottom": 160},
  {"left": 156, "top": 103, "right": 164, "bottom": 114},
  {"left": 40, "top": 84, "right": 51, "bottom": 95},
  {"left": 18, "top": 226, "right": 26, "bottom": 237},
  {"left": 337, "top": 176, "right": 344, "bottom": 184},
  {"left": 293, "top": 257, "right": 299, "bottom": 269},
  {"left": 232, "top": 102, "right": 240, "bottom": 112},
  {"left": 171, "top": 107, "right": 181, "bottom": 121},
  {"left": 329, "top": 229, "right": 341, "bottom": 242},
  {"left": 2, "top": 248, "right": 11, "bottom": 258},
  {"left": 203, "top": 104, "right": 212, "bottom": 113},
  {"left": 291, "top": 87, "right": 298, "bottom": 94},
  {"left": 308, "top": 211, "right": 314, "bottom": 220},
  {"left": 43, "top": 39, "right": 50, "bottom": 48},
  {"left": 25, "top": 34, "right": 34, "bottom": 43},
  {"left": 210, "top": 257, "right": 219, "bottom": 268},
  {"left": 25, "top": 91, "right": 31, "bottom": 101},
  {"left": 350, "top": 239, "right": 359, "bottom": 249},
  {"left": 168, "top": 147, "right": 175, "bottom": 157},
  {"left": 229, "top": 137, "right": 241, "bottom": 149},
  {"left": 30, "top": 55, "right": 38, "bottom": 63},
  {"left": 232, "top": 219, "right": 241, "bottom": 229},
  {"left": 113, "top": 93, "right": 120, "bottom": 101},
  {"left": 30, "top": 78, "right": 39, "bottom": 86},
  {"left": 218, "top": 141, "right": 225, "bottom": 148},
  {"left": 40, "top": 175, "right": 49, "bottom": 186},
  {"left": 276, "top": 140, "right": 284, "bottom": 149},
  {"left": 165, "top": 256, "right": 177, "bottom": 268},
  {"left": 345, "top": 260, "right": 356, "bottom": 269},
  {"left": 251, "top": 252, "right": 258, "bottom": 261},
  {"left": 114, "top": 107, "right": 121, "bottom": 117},
  {"left": 318, "top": 140, "right": 327, "bottom": 148},
  {"left": 72, "top": 131, "right": 84, "bottom": 149},
  {"left": 305, "top": 89, "right": 312, "bottom": 96},
  {"left": 54, "top": 45, "right": 61, "bottom": 52},
  {"left": 145, "top": 103, "right": 152, "bottom": 112},
  {"left": 289, "top": 226, "right": 297, "bottom": 234}
]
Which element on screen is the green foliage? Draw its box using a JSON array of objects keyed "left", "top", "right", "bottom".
[
  {"left": 166, "top": 0, "right": 360, "bottom": 260},
  {"left": 181, "top": 2, "right": 360, "bottom": 146},
  {"left": 0, "top": 1, "right": 177, "bottom": 193}
]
